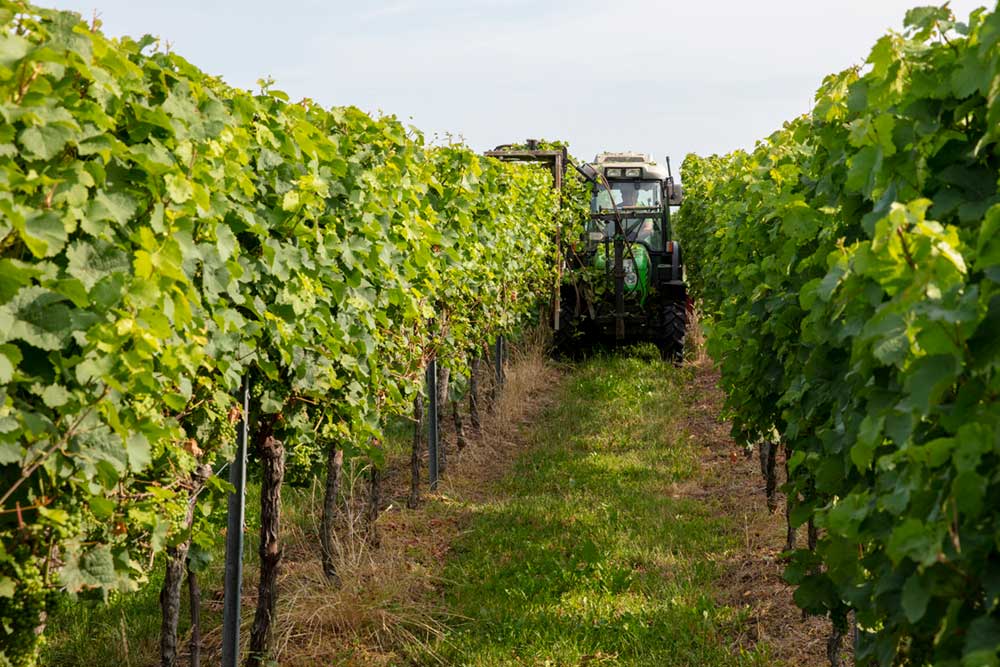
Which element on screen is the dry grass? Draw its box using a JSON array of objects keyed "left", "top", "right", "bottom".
[
  {"left": 683, "top": 302, "right": 709, "bottom": 366},
  {"left": 186, "top": 323, "right": 841, "bottom": 667},
  {"left": 679, "top": 348, "right": 847, "bottom": 667},
  {"left": 270, "top": 467, "right": 452, "bottom": 667},
  {"left": 260, "top": 324, "right": 844, "bottom": 666},
  {"left": 435, "top": 328, "right": 559, "bottom": 503}
]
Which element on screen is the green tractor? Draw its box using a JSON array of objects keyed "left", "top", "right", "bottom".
[
  {"left": 563, "top": 152, "right": 688, "bottom": 359},
  {"left": 484, "top": 143, "right": 687, "bottom": 360}
]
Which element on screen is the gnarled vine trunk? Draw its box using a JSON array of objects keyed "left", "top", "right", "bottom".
[
  {"left": 436, "top": 364, "right": 450, "bottom": 474},
  {"left": 488, "top": 343, "right": 499, "bottom": 409},
  {"left": 784, "top": 442, "right": 796, "bottom": 552},
  {"left": 158, "top": 466, "right": 209, "bottom": 667},
  {"left": 452, "top": 399, "right": 467, "bottom": 451},
  {"left": 187, "top": 560, "right": 201, "bottom": 667},
  {"left": 761, "top": 439, "right": 778, "bottom": 513},
  {"left": 366, "top": 441, "right": 382, "bottom": 547},
  {"left": 247, "top": 434, "right": 284, "bottom": 667},
  {"left": 827, "top": 622, "right": 844, "bottom": 667},
  {"left": 469, "top": 355, "right": 481, "bottom": 433},
  {"left": 159, "top": 545, "right": 188, "bottom": 667}
]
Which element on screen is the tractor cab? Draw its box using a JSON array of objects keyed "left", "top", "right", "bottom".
[
  {"left": 588, "top": 179, "right": 664, "bottom": 250},
  {"left": 583, "top": 152, "right": 681, "bottom": 254}
]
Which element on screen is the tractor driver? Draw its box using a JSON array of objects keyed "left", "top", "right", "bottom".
[
  {"left": 620, "top": 185, "right": 639, "bottom": 207},
  {"left": 635, "top": 218, "right": 656, "bottom": 244}
]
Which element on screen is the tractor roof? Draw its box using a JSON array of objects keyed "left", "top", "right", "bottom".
[
  {"left": 590, "top": 152, "right": 669, "bottom": 181},
  {"left": 594, "top": 152, "right": 650, "bottom": 164}
]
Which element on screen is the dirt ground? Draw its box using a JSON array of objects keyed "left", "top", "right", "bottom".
[{"left": 681, "top": 357, "right": 843, "bottom": 667}]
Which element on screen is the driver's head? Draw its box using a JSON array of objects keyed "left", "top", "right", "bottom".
[{"left": 621, "top": 185, "right": 638, "bottom": 207}]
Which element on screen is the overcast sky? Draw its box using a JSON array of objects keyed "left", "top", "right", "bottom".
[{"left": 51, "top": 0, "right": 989, "bottom": 172}]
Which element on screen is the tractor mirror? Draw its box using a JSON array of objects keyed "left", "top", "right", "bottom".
[{"left": 667, "top": 182, "right": 684, "bottom": 205}]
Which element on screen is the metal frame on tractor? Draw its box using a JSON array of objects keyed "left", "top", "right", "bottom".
[{"left": 484, "top": 140, "right": 570, "bottom": 330}]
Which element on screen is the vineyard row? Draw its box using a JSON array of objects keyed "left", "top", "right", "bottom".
[
  {"left": 676, "top": 5, "right": 1000, "bottom": 665},
  {"left": 0, "top": 3, "right": 590, "bottom": 665}
]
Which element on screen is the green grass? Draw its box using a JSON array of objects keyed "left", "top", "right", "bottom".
[
  {"left": 39, "top": 482, "right": 262, "bottom": 667},
  {"left": 40, "top": 423, "right": 409, "bottom": 667},
  {"left": 42, "top": 564, "right": 166, "bottom": 667},
  {"left": 423, "top": 350, "right": 772, "bottom": 666}
]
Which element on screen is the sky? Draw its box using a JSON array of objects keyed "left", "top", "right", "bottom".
[{"left": 51, "top": 0, "right": 991, "bottom": 173}]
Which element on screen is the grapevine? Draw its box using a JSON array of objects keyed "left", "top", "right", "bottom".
[
  {"left": 0, "top": 2, "right": 580, "bottom": 663},
  {"left": 677, "top": 5, "right": 1000, "bottom": 664}
]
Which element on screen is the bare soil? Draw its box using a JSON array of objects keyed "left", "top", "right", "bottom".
[{"left": 681, "top": 356, "right": 842, "bottom": 667}]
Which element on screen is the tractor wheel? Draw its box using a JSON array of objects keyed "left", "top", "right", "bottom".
[
  {"left": 552, "top": 314, "right": 573, "bottom": 357},
  {"left": 553, "top": 314, "right": 592, "bottom": 359},
  {"left": 656, "top": 299, "right": 687, "bottom": 362},
  {"left": 552, "top": 285, "right": 591, "bottom": 359}
]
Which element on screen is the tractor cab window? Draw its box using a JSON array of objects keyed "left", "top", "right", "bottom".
[
  {"left": 592, "top": 180, "right": 662, "bottom": 211},
  {"left": 586, "top": 216, "right": 663, "bottom": 250}
]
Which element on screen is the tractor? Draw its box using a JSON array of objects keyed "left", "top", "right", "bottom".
[
  {"left": 485, "top": 143, "right": 688, "bottom": 360},
  {"left": 566, "top": 152, "right": 687, "bottom": 359}
]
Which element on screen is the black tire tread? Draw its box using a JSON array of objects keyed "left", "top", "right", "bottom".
[{"left": 657, "top": 299, "right": 687, "bottom": 361}]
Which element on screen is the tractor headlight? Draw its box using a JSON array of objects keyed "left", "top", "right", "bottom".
[
  {"left": 605, "top": 168, "right": 623, "bottom": 178},
  {"left": 625, "top": 167, "right": 641, "bottom": 178},
  {"left": 624, "top": 259, "right": 638, "bottom": 287}
]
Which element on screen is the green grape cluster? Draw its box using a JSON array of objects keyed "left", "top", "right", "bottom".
[{"left": 0, "top": 546, "right": 47, "bottom": 667}]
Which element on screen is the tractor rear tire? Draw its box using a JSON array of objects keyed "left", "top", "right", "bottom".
[
  {"left": 657, "top": 299, "right": 687, "bottom": 362},
  {"left": 553, "top": 316, "right": 592, "bottom": 359}
]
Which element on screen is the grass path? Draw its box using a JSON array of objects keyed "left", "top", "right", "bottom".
[{"left": 420, "top": 352, "right": 774, "bottom": 666}]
